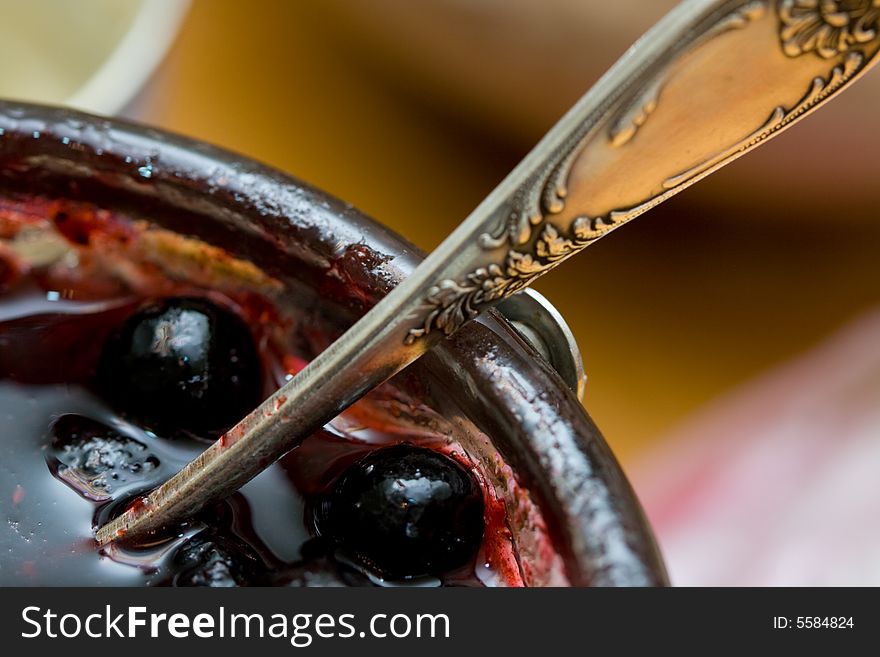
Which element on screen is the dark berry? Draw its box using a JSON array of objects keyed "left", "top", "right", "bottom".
[
  {"left": 270, "top": 555, "right": 372, "bottom": 587},
  {"left": 97, "top": 297, "right": 262, "bottom": 437},
  {"left": 319, "top": 444, "right": 484, "bottom": 579},
  {"left": 168, "top": 530, "right": 263, "bottom": 587},
  {"left": 47, "top": 414, "right": 160, "bottom": 501}
]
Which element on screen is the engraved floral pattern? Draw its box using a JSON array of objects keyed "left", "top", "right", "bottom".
[
  {"left": 779, "top": 0, "right": 880, "bottom": 58},
  {"left": 404, "top": 216, "right": 617, "bottom": 345},
  {"left": 404, "top": 0, "right": 880, "bottom": 345}
]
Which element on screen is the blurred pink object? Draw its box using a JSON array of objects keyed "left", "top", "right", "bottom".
[{"left": 631, "top": 311, "right": 880, "bottom": 586}]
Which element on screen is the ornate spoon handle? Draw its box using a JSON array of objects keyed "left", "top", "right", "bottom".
[{"left": 98, "top": 0, "right": 880, "bottom": 545}]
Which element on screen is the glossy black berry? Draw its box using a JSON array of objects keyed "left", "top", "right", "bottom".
[
  {"left": 319, "top": 444, "right": 484, "bottom": 579},
  {"left": 97, "top": 297, "right": 262, "bottom": 438},
  {"left": 168, "top": 530, "right": 263, "bottom": 587},
  {"left": 270, "top": 555, "right": 372, "bottom": 587},
  {"left": 47, "top": 414, "right": 160, "bottom": 498}
]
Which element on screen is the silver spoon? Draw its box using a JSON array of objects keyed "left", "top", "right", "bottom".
[{"left": 97, "top": 0, "right": 880, "bottom": 545}]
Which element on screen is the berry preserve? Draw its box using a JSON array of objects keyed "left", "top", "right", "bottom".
[{"left": 0, "top": 195, "right": 561, "bottom": 586}]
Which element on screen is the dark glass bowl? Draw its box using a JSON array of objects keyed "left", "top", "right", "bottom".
[{"left": 0, "top": 100, "right": 666, "bottom": 586}]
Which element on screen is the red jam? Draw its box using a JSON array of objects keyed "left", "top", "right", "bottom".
[{"left": 0, "top": 195, "right": 554, "bottom": 587}]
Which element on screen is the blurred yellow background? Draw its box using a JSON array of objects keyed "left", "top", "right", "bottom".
[{"left": 128, "top": 0, "right": 880, "bottom": 464}]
